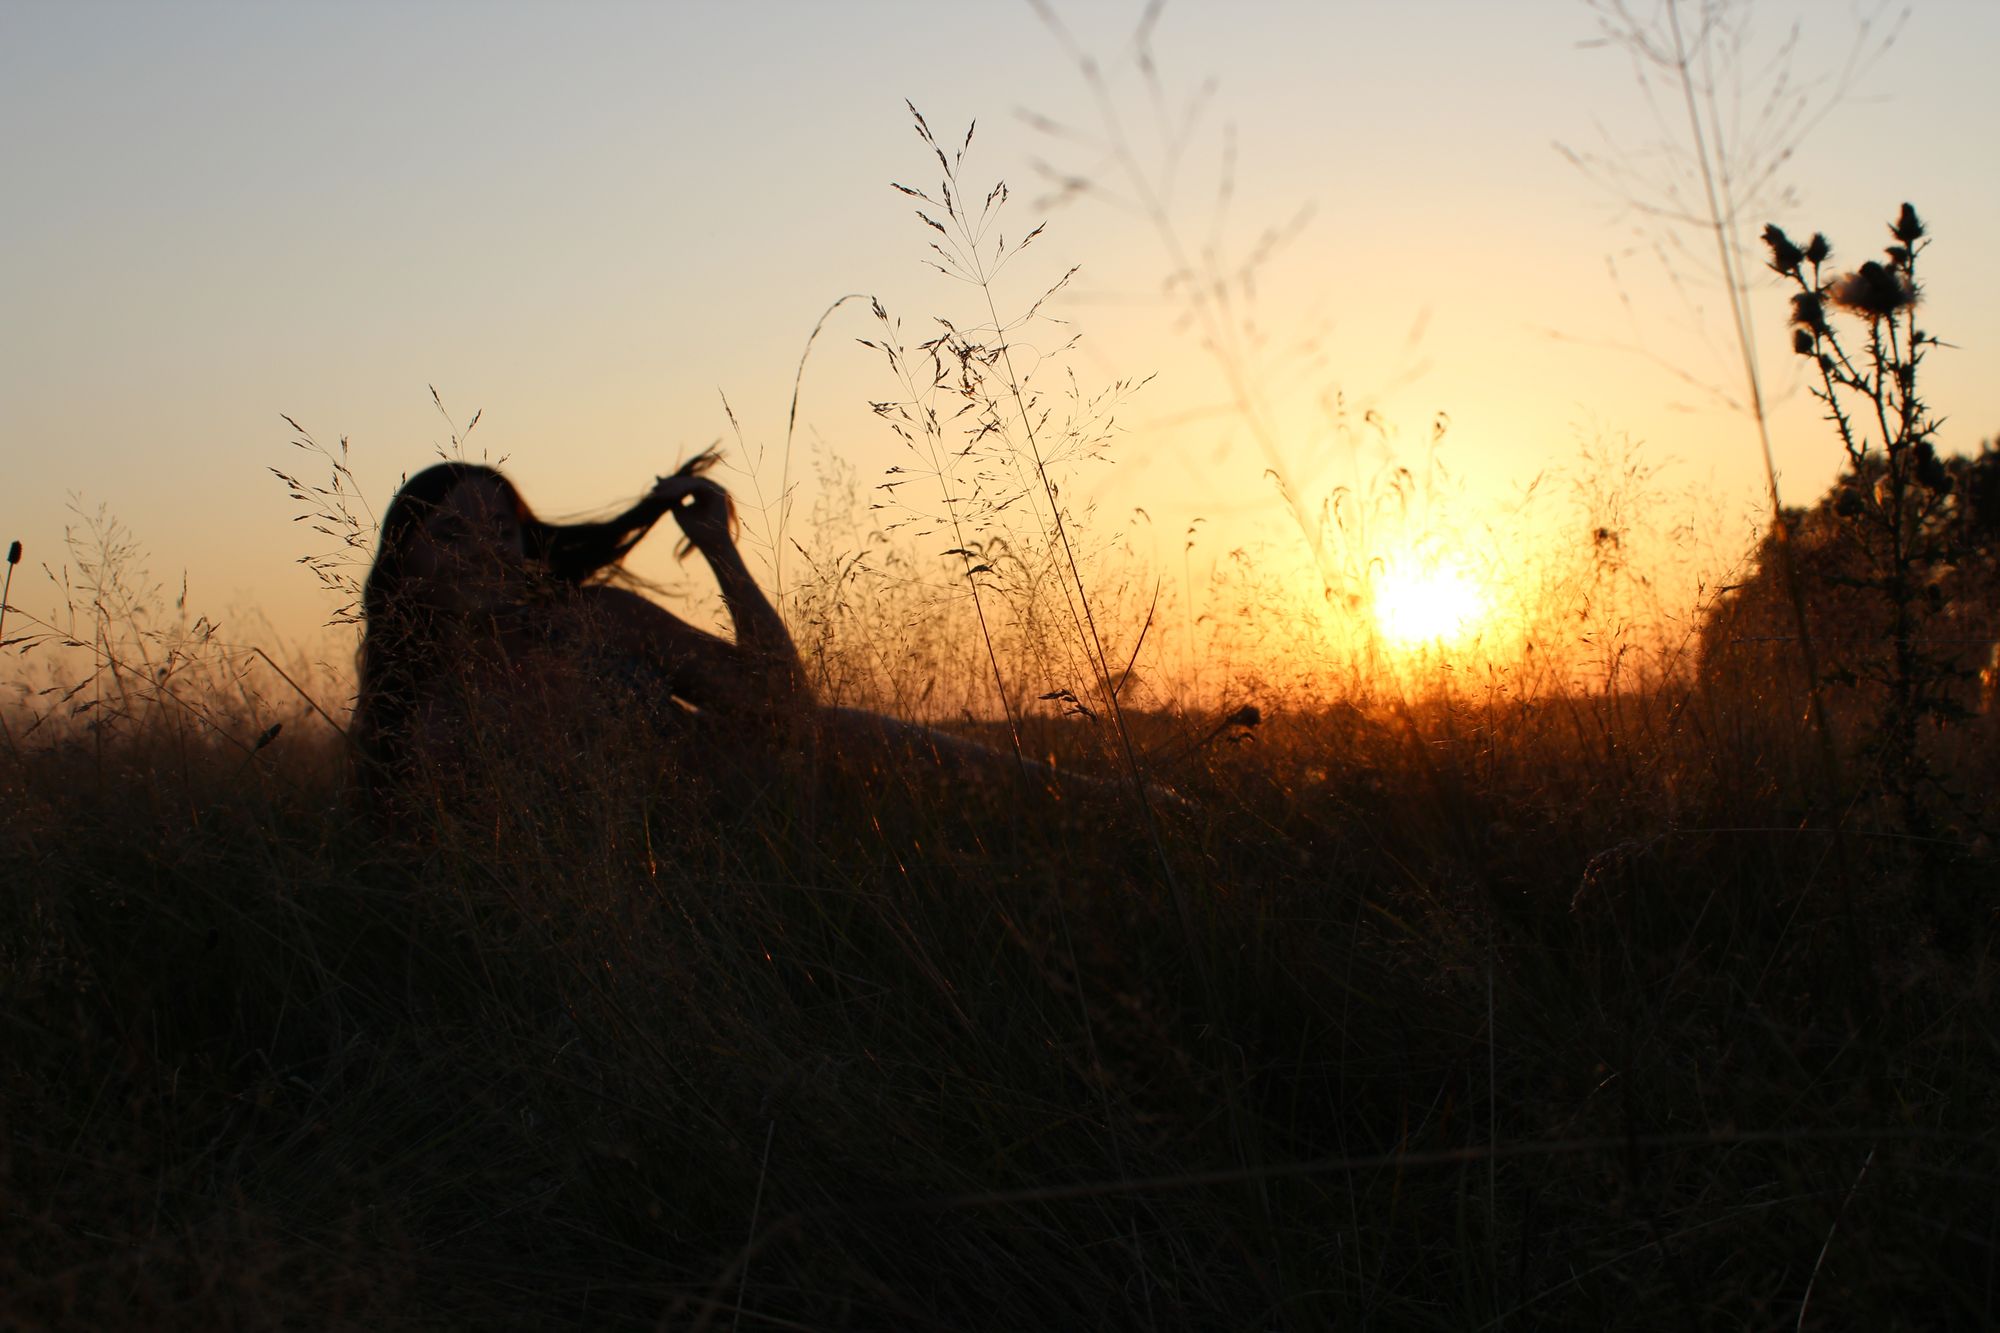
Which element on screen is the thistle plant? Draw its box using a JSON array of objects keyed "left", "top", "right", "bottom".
[{"left": 1762, "top": 204, "right": 1966, "bottom": 824}]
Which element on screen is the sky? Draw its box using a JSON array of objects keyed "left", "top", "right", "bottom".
[{"left": 3, "top": 0, "right": 1996, "bottom": 673}]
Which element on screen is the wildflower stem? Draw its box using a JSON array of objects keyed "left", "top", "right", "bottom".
[
  {"left": 0, "top": 542, "right": 20, "bottom": 763},
  {"left": 876, "top": 300, "right": 1031, "bottom": 776},
  {"left": 778, "top": 293, "right": 871, "bottom": 610},
  {"left": 1659, "top": 0, "right": 1870, "bottom": 1002},
  {"left": 1664, "top": 0, "right": 1841, "bottom": 782}
]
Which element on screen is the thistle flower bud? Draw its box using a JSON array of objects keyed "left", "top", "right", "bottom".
[
  {"left": 1763, "top": 224, "right": 1804, "bottom": 277},
  {"left": 1891, "top": 203, "right": 1924, "bottom": 245},
  {"left": 1792, "top": 327, "right": 1815, "bottom": 356},
  {"left": 1804, "top": 233, "right": 1830, "bottom": 265},
  {"left": 1790, "top": 290, "right": 1829, "bottom": 334},
  {"left": 1829, "top": 262, "right": 1916, "bottom": 320}
]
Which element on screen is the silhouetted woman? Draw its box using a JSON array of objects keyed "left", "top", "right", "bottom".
[{"left": 353, "top": 456, "right": 1078, "bottom": 807}]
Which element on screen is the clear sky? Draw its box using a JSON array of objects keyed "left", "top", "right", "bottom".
[{"left": 4, "top": 0, "right": 1995, "bottom": 669}]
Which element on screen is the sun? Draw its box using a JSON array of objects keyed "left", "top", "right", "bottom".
[{"left": 1373, "top": 566, "right": 1487, "bottom": 648}]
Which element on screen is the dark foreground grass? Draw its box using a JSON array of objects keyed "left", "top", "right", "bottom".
[{"left": 2, "top": 682, "right": 1996, "bottom": 1330}]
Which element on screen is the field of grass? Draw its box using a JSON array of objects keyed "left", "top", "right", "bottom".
[{"left": 3, "top": 629, "right": 1995, "bottom": 1328}]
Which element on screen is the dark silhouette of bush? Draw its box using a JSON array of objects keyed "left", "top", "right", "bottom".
[{"left": 1698, "top": 437, "right": 2000, "bottom": 746}]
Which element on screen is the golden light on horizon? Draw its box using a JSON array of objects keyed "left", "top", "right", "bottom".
[{"left": 1372, "top": 565, "right": 1487, "bottom": 650}]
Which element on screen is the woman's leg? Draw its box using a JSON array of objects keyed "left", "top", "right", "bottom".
[{"left": 813, "top": 706, "right": 1119, "bottom": 797}]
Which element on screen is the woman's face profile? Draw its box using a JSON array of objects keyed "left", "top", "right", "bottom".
[{"left": 401, "top": 475, "right": 529, "bottom": 613}]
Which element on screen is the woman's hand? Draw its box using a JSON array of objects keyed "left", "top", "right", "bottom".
[{"left": 653, "top": 474, "right": 736, "bottom": 551}]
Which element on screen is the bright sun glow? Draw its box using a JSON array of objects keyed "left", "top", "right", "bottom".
[{"left": 1373, "top": 567, "right": 1487, "bottom": 648}]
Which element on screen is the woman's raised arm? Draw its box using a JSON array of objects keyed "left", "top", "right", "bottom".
[{"left": 659, "top": 476, "right": 808, "bottom": 708}]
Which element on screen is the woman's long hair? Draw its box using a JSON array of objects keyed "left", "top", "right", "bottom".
[{"left": 353, "top": 460, "right": 688, "bottom": 784}]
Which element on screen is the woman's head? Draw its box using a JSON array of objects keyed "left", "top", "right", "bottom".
[
  {"left": 352, "top": 463, "right": 522, "bottom": 785},
  {"left": 354, "top": 461, "right": 678, "bottom": 779},
  {"left": 372, "top": 462, "right": 532, "bottom": 618}
]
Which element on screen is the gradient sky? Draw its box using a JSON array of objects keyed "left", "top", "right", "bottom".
[{"left": 4, "top": 0, "right": 1995, "bottom": 664}]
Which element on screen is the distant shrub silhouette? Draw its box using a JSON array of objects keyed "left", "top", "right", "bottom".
[{"left": 1700, "top": 440, "right": 2000, "bottom": 704}]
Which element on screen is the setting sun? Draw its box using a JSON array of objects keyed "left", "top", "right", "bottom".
[{"left": 1373, "top": 567, "right": 1487, "bottom": 648}]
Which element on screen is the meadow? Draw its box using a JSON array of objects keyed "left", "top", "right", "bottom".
[
  {"left": 4, "top": 533, "right": 1996, "bottom": 1330},
  {"left": 6, "top": 45, "right": 1999, "bottom": 1332}
]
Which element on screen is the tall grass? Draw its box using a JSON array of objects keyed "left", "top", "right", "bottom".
[{"left": 5, "top": 549, "right": 1994, "bottom": 1327}]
